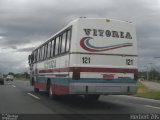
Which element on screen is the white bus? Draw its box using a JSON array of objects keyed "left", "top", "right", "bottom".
[{"left": 28, "top": 18, "right": 138, "bottom": 100}]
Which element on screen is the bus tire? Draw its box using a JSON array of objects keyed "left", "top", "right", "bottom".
[
  {"left": 84, "top": 94, "right": 100, "bottom": 101},
  {"left": 49, "top": 84, "right": 59, "bottom": 99},
  {"left": 46, "top": 79, "right": 50, "bottom": 92},
  {"left": 34, "top": 87, "right": 39, "bottom": 93},
  {"left": 31, "top": 78, "right": 34, "bottom": 86},
  {"left": 49, "top": 85, "right": 54, "bottom": 99}
]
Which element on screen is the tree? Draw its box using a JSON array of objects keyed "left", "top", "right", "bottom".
[{"left": 8, "top": 72, "right": 15, "bottom": 76}]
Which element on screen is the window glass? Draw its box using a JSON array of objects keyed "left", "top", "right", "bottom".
[
  {"left": 44, "top": 44, "right": 48, "bottom": 59},
  {"left": 37, "top": 49, "right": 40, "bottom": 61},
  {"left": 39, "top": 47, "right": 42, "bottom": 61},
  {"left": 59, "top": 36, "right": 62, "bottom": 54},
  {"left": 51, "top": 39, "right": 55, "bottom": 57},
  {"left": 55, "top": 37, "right": 59, "bottom": 55},
  {"left": 41, "top": 46, "right": 44, "bottom": 60},
  {"left": 34, "top": 50, "right": 37, "bottom": 62},
  {"left": 61, "top": 32, "right": 66, "bottom": 53},
  {"left": 47, "top": 42, "right": 51, "bottom": 58},
  {"left": 66, "top": 30, "right": 71, "bottom": 52},
  {"left": 43, "top": 45, "right": 46, "bottom": 60},
  {"left": 33, "top": 52, "right": 35, "bottom": 63}
]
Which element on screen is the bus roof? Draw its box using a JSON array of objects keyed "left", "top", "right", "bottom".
[{"left": 31, "top": 18, "right": 134, "bottom": 53}]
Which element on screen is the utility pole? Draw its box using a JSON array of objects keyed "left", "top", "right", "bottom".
[
  {"left": 143, "top": 66, "right": 148, "bottom": 80},
  {"left": 154, "top": 57, "right": 160, "bottom": 80},
  {"left": 148, "top": 63, "right": 153, "bottom": 80}
]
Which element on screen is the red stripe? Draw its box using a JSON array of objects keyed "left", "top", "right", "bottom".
[
  {"left": 34, "top": 82, "right": 69, "bottom": 95},
  {"left": 52, "top": 84, "right": 69, "bottom": 95},
  {"left": 34, "top": 82, "right": 47, "bottom": 90},
  {"left": 39, "top": 67, "right": 137, "bottom": 73},
  {"left": 39, "top": 68, "right": 70, "bottom": 73}
]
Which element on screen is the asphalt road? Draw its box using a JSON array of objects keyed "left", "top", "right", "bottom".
[{"left": 0, "top": 80, "right": 160, "bottom": 120}]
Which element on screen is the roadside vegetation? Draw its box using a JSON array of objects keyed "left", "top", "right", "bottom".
[
  {"left": 4, "top": 72, "right": 29, "bottom": 81},
  {"left": 135, "top": 81, "right": 160, "bottom": 100},
  {"left": 15, "top": 72, "right": 30, "bottom": 81},
  {"left": 139, "top": 69, "right": 160, "bottom": 83},
  {"left": 15, "top": 76, "right": 29, "bottom": 81}
]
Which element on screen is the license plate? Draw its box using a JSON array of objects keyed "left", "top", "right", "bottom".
[{"left": 103, "top": 74, "right": 114, "bottom": 80}]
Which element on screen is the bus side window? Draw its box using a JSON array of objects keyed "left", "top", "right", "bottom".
[
  {"left": 59, "top": 35, "right": 62, "bottom": 54},
  {"left": 61, "top": 32, "right": 66, "bottom": 53},
  {"left": 55, "top": 37, "right": 59, "bottom": 55},
  {"left": 39, "top": 48, "right": 42, "bottom": 61},
  {"left": 37, "top": 49, "right": 40, "bottom": 61},
  {"left": 44, "top": 44, "right": 48, "bottom": 60},
  {"left": 31, "top": 54, "right": 34, "bottom": 63},
  {"left": 51, "top": 39, "right": 55, "bottom": 57},
  {"left": 47, "top": 41, "right": 51, "bottom": 58},
  {"left": 41, "top": 46, "right": 45, "bottom": 60},
  {"left": 33, "top": 50, "right": 37, "bottom": 63},
  {"left": 39, "top": 47, "right": 42, "bottom": 61},
  {"left": 28, "top": 55, "right": 31, "bottom": 64},
  {"left": 66, "top": 30, "right": 71, "bottom": 52}
]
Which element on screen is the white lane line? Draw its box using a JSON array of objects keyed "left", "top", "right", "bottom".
[
  {"left": 144, "top": 105, "right": 160, "bottom": 110},
  {"left": 11, "top": 85, "right": 16, "bottom": 87},
  {"left": 27, "top": 93, "right": 40, "bottom": 100}
]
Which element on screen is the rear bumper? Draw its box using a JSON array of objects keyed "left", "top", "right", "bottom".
[{"left": 69, "top": 83, "right": 137, "bottom": 95}]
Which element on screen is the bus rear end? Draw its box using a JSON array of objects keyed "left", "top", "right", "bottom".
[{"left": 69, "top": 18, "right": 138, "bottom": 98}]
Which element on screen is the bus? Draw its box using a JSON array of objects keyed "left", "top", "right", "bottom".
[{"left": 28, "top": 18, "right": 138, "bottom": 100}]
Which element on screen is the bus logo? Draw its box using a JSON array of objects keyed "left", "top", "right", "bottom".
[{"left": 80, "top": 37, "right": 133, "bottom": 52}]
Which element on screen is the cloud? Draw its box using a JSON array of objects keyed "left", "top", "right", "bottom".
[
  {"left": 17, "top": 47, "right": 35, "bottom": 52},
  {"left": 0, "top": 0, "right": 160, "bottom": 73}
]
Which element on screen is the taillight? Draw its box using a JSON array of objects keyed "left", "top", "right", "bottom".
[{"left": 72, "top": 67, "right": 80, "bottom": 80}]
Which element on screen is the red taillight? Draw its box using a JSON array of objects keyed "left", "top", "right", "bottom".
[{"left": 72, "top": 67, "right": 80, "bottom": 80}]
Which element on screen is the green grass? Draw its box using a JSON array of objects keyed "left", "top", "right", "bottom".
[
  {"left": 135, "top": 81, "right": 160, "bottom": 100},
  {"left": 153, "top": 80, "right": 160, "bottom": 83},
  {"left": 15, "top": 77, "right": 29, "bottom": 81}
]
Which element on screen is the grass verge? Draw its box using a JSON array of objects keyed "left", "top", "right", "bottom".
[
  {"left": 135, "top": 81, "right": 160, "bottom": 100},
  {"left": 15, "top": 77, "right": 29, "bottom": 81},
  {"left": 153, "top": 80, "right": 160, "bottom": 83}
]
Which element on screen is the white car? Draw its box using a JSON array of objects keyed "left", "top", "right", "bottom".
[{"left": 6, "top": 75, "right": 14, "bottom": 81}]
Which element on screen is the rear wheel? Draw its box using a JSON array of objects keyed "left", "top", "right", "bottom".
[
  {"left": 49, "top": 84, "right": 59, "bottom": 99},
  {"left": 34, "top": 87, "right": 39, "bottom": 93},
  {"left": 49, "top": 85, "right": 53, "bottom": 99}
]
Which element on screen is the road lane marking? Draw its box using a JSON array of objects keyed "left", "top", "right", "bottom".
[
  {"left": 12, "top": 85, "right": 16, "bottom": 87},
  {"left": 144, "top": 105, "right": 160, "bottom": 110},
  {"left": 27, "top": 93, "right": 40, "bottom": 100}
]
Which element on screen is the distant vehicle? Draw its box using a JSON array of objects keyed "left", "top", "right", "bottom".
[
  {"left": 6, "top": 75, "right": 14, "bottom": 81},
  {"left": 28, "top": 18, "right": 138, "bottom": 100},
  {"left": 0, "top": 73, "right": 4, "bottom": 85}
]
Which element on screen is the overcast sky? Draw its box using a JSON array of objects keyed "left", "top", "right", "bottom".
[{"left": 0, "top": 0, "right": 160, "bottom": 74}]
